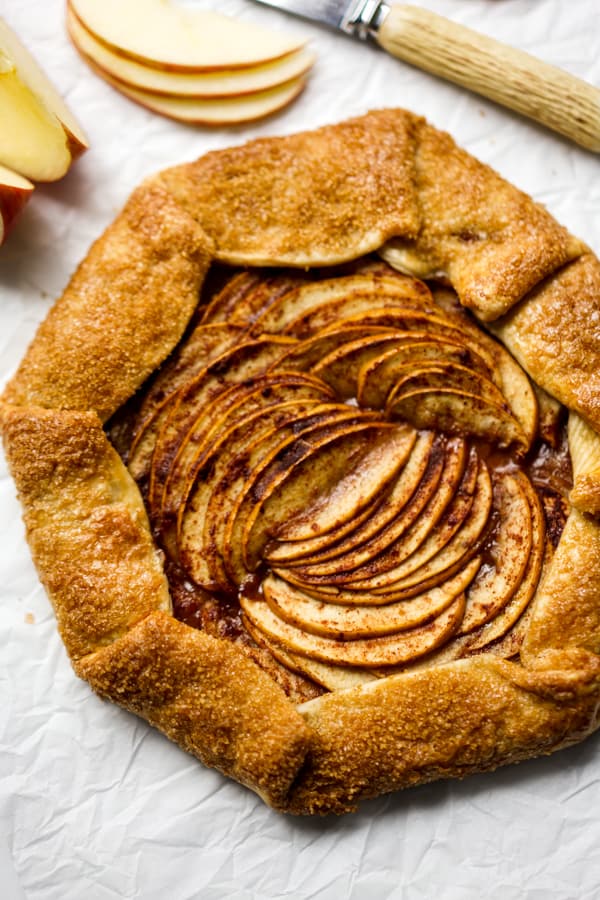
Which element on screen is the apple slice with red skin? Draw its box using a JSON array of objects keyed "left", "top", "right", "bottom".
[
  {"left": 268, "top": 431, "right": 436, "bottom": 567},
  {"left": 0, "top": 17, "right": 88, "bottom": 181},
  {"left": 0, "top": 164, "right": 33, "bottom": 245},
  {"left": 240, "top": 588, "right": 466, "bottom": 667}
]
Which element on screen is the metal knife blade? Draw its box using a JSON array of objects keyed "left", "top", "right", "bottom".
[
  {"left": 250, "top": 0, "right": 388, "bottom": 40},
  {"left": 248, "top": 0, "right": 600, "bottom": 151}
]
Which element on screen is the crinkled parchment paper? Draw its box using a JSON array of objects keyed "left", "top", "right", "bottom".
[{"left": 1, "top": 1, "right": 600, "bottom": 897}]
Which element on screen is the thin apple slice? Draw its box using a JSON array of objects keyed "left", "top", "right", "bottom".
[
  {"left": 357, "top": 338, "right": 493, "bottom": 410},
  {"left": 463, "top": 475, "right": 546, "bottom": 651},
  {"left": 96, "top": 70, "right": 308, "bottom": 124},
  {"left": 159, "top": 374, "right": 334, "bottom": 556},
  {"left": 200, "top": 271, "right": 263, "bottom": 323},
  {"left": 244, "top": 617, "right": 378, "bottom": 691},
  {"left": 240, "top": 589, "right": 466, "bottom": 667},
  {"left": 273, "top": 431, "right": 436, "bottom": 568},
  {"left": 310, "top": 334, "right": 427, "bottom": 400},
  {"left": 291, "top": 437, "right": 463, "bottom": 586},
  {"left": 387, "top": 387, "right": 528, "bottom": 450},
  {"left": 226, "top": 417, "right": 389, "bottom": 585},
  {"left": 270, "top": 325, "right": 398, "bottom": 375},
  {"left": 147, "top": 335, "right": 297, "bottom": 514},
  {"left": 181, "top": 404, "right": 364, "bottom": 591},
  {"left": 0, "top": 164, "right": 33, "bottom": 245},
  {"left": 251, "top": 272, "right": 432, "bottom": 336},
  {"left": 387, "top": 362, "right": 510, "bottom": 411},
  {"left": 376, "top": 461, "right": 493, "bottom": 595},
  {"left": 126, "top": 322, "right": 242, "bottom": 481},
  {"left": 202, "top": 271, "right": 308, "bottom": 327},
  {"left": 346, "top": 447, "right": 480, "bottom": 589},
  {"left": 68, "top": 10, "right": 315, "bottom": 97},
  {"left": 0, "top": 17, "right": 88, "bottom": 181},
  {"left": 265, "top": 558, "right": 480, "bottom": 640},
  {"left": 338, "top": 438, "right": 469, "bottom": 590},
  {"left": 69, "top": 0, "right": 306, "bottom": 72},
  {"left": 275, "top": 424, "right": 416, "bottom": 543},
  {"left": 458, "top": 472, "right": 533, "bottom": 635}
]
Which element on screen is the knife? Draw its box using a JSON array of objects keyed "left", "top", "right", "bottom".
[{"left": 250, "top": 0, "right": 600, "bottom": 152}]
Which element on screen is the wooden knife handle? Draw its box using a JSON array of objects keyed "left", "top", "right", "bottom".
[{"left": 376, "top": 3, "right": 600, "bottom": 151}]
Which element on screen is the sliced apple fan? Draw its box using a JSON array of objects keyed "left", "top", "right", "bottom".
[{"left": 108, "top": 259, "right": 565, "bottom": 692}]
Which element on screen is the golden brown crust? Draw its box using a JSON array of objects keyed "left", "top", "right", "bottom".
[
  {"left": 152, "top": 108, "right": 421, "bottom": 267},
  {"left": 490, "top": 254, "right": 600, "bottom": 433},
  {"left": 2, "top": 108, "right": 600, "bottom": 815},
  {"left": 3, "top": 184, "right": 214, "bottom": 422},
  {"left": 381, "top": 121, "right": 584, "bottom": 321},
  {"left": 289, "top": 654, "right": 600, "bottom": 814},
  {"left": 0, "top": 404, "right": 170, "bottom": 660},
  {"left": 74, "top": 611, "right": 312, "bottom": 809}
]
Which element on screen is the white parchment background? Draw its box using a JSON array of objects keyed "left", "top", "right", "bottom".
[{"left": 1, "top": 1, "right": 600, "bottom": 897}]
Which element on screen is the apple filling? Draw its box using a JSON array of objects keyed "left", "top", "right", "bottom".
[{"left": 108, "top": 260, "right": 571, "bottom": 697}]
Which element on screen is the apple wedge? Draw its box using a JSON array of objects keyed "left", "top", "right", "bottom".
[
  {"left": 0, "top": 164, "right": 33, "bottom": 245},
  {"left": 69, "top": 0, "right": 306, "bottom": 72},
  {"left": 88, "top": 68, "right": 308, "bottom": 125},
  {"left": 0, "top": 17, "right": 87, "bottom": 181},
  {"left": 67, "top": 10, "right": 316, "bottom": 98}
]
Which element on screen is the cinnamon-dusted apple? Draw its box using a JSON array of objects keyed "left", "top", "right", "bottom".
[{"left": 3, "top": 110, "right": 600, "bottom": 815}]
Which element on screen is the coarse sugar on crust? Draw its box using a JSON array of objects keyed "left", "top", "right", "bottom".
[{"left": 2, "top": 109, "right": 600, "bottom": 814}]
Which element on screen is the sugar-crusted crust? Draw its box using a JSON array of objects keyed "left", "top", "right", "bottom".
[{"left": 2, "top": 109, "right": 600, "bottom": 815}]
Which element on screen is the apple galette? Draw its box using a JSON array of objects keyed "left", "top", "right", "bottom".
[{"left": 3, "top": 109, "right": 600, "bottom": 815}]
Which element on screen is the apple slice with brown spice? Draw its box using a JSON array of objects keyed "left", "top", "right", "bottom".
[{"left": 240, "top": 587, "right": 466, "bottom": 668}]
